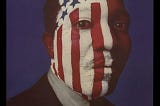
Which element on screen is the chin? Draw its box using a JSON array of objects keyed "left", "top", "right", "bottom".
[{"left": 106, "top": 58, "right": 130, "bottom": 96}]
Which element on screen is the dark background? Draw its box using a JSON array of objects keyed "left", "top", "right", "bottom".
[{"left": 7, "top": 0, "right": 153, "bottom": 106}]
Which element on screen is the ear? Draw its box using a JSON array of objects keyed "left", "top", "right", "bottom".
[{"left": 42, "top": 32, "right": 54, "bottom": 58}]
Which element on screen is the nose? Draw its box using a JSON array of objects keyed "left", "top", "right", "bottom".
[
  {"left": 92, "top": 23, "right": 113, "bottom": 52},
  {"left": 100, "top": 21, "right": 113, "bottom": 51}
]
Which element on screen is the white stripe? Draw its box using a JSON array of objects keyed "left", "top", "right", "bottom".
[
  {"left": 50, "top": 59, "right": 55, "bottom": 74},
  {"left": 62, "top": 15, "right": 73, "bottom": 89},
  {"left": 100, "top": 68, "right": 112, "bottom": 96},
  {"left": 53, "top": 30, "right": 60, "bottom": 78},
  {"left": 79, "top": 4, "right": 94, "bottom": 97},
  {"left": 100, "top": 0, "right": 113, "bottom": 96},
  {"left": 100, "top": 81, "right": 108, "bottom": 96},
  {"left": 100, "top": 0, "right": 113, "bottom": 50}
]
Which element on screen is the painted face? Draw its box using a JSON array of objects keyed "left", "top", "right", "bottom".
[{"left": 50, "top": 0, "right": 131, "bottom": 100}]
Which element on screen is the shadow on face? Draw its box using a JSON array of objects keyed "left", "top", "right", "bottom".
[{"left": 106, "top": 0, "right": 131, "bottom": 95}]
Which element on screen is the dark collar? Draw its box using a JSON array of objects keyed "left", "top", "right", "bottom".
[{"left": 7, "top": 73, "right": 114, "bottom": 106}]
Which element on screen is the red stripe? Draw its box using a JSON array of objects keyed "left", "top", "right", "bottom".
[
  {"left": 69, "top": 9, "right": 82, "bottom": 93},
  {"left": 57, "top": 26, "right": 64, "bottom": 81},
  {"left": 91, "top": 3, "right": 105, "bottom": 99}
]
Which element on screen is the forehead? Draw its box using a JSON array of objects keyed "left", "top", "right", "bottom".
[
  {"left": 59, "top": 0, "right": 108, "bottom": 6},
  {"left": 56, "top": 0, "right": 128, "bottom": 25},
  {"left": 58, "top": 0, "right": 126, "bottom": 15},
  {"left": 59, "top": 0, "right": 108, "bottom": 13},
  {"left": 57, "top": 0, "right": 108, "bottom": 22}
]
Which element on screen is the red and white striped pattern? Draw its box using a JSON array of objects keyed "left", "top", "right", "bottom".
[{"left": 51, "top": 0, "right": 113, "bottom": 100}]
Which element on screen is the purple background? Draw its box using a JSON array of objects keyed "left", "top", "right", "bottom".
[{"left": 7, "top": 0, "right": 153, "bottom": 106}]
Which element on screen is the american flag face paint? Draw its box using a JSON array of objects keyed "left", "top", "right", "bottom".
[{"left": 50, "top": 0, "right": 114, "bottom": 100}]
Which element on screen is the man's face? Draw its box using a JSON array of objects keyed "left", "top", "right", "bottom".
[{"left": 51, "top": 0, "right": 131, "bottom": 100}]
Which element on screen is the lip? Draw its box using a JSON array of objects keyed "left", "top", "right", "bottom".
[
  {"left": 93, "top": 57, "right": 113, "bottom": 68},
  {"left": 93, "top": 65, "right": 112, "bottom": 69},
  {"left": 92, "top": 66, "right": 112, "bottom": 82},
  {"left": 103, "top": 73, "right": 112, "bottom": 81}
]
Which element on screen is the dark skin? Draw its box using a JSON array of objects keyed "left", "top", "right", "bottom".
[
  {"left": 106, "top": 0, "right": 131, "bottom": 95},
  {"left": 43, "top": 0, "right": 131, "bottom": 96}
]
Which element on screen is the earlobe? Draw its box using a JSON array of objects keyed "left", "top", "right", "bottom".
[{"left": 42, "top": 32, "right": 54, "bottom": 58}]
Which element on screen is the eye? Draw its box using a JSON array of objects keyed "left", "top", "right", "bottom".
[
  {"left": 113, "top": 22, "right": 129, "bottom": 32},
  {"left": 77, "top": 20, "right": 92, "bottom": 29}
]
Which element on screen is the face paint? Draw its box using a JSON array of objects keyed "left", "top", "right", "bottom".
[{"left": 51, "top": 0, "right": 113, "bottom": 100}]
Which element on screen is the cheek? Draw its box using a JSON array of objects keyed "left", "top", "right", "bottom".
[
  {"left": 117, "top": 34, "right": 131, "bottom": 55},
  {"left": 111, "top": 32, "right": 131, "bottom": 58},
  {"left": 110, "top": 32, "right": 131, "bottom": 77},
  {"left": 79, "top": 30, "right": 94, "bottom": 57},
  {"left": 106, "top": 33, "right": 131, "bottom": 95}
]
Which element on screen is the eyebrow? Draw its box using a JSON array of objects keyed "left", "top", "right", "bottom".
[{"left": 110, "top": 9, "right": 130, "bottom": 21}]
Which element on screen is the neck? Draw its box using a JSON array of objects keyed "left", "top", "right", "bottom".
[{"left": 47, "top": 68, "right": 90, "bottom": 106}]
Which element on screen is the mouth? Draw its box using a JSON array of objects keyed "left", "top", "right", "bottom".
[
  {"left": 91, "top": 65, "right": 112, "bottom": 82},
  {"left": 81, "top": 50, "right": 113, "bottom": 67},
  {"left": 103, "top": 73, "right": 112, "bottom": 81},
  {"left": 93, "top": 65, "right": 112, "bottom": 69},
  {"left": 80, "top": 51, "right": 113, "bottom": 82}
]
